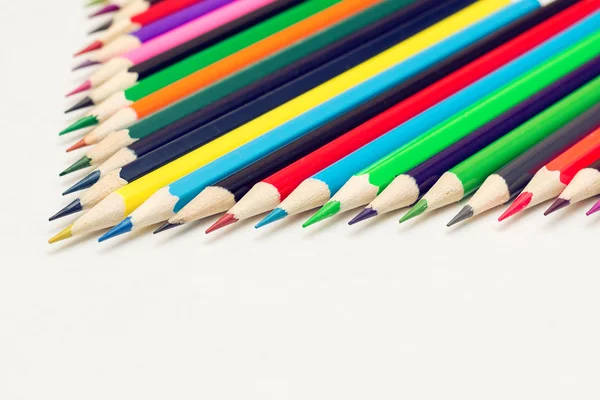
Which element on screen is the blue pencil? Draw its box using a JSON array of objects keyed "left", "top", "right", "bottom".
[
  {"left": 98, "top": 0, "right": 527, "bottom": 241},
  {"left": 258, "top": 7, "right": 600, "bottom": 227}
]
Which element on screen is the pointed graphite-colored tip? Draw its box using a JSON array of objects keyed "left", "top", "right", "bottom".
[
  {"left": 98, "top": 217, "right": 132, "bottom": 242},
  {"left": 62, "top": 170, "right": 101, "bottom": 195},
  {"left": 48, "top": 224, "right": 73, "bottom": 244},
  {"left": 49, "top": 199, "right": 83, "bottom": 221},
  {"left": 66, "top": 81, "right": 92, "bottom": 97},
  {"left": 74, "top": 41, "right": 102, "bottom": 57},
  {"left": 586, "top": 200, "right": 600, "bottom": 216},
  {"left": 302, "top": 201, "right": 341, "bottom": 228},
  {"left": 89, "top": 3, "right": 119, "bottom": 18},
  {"left": 400, "top": 199, "right": 428, "bottom": 224},
  {"left": 498, "top": 192, "right": 532, "bottom": 222},
  {"left": 59, "top": 115, "right": 98, "bottom": 135},
  {"left": 72, "top": 59, "right": 100, "bottom": 72},
  {"left": 66, "top": 139, "right": 89, "bottom": 153},
  {"left": 255, "top": 208, "right": 288, "bottom": 229},
  {"left": 64, "top": 96, "right": 94, "bottom": 113},
  {"left": 447, "top": 205, "right": 474, "bottom": 227},
  {"left": 206, "top": 213, "right": 238, "bottom": 234},
  {"left": 153, "top": 222, "right": 181, "bottom": 234},
  {"left": 544, "top": 198, "right": 570, "bottom": 216},
  {"left": 60, "top": 156, "right": 92, "bottom": 177},
  {"left": 89, "top": 20, "right": 113, "bottom": 35},
  {"left": 348, "top": 207, "right": 378, "bottom": 226}
]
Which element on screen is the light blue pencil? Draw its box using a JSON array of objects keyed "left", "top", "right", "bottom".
[
  {"left": 258, "top": 8, "right": 600, "bottom": 227},
  {"left": 98, "top": 1, "right": 527, "bottom": 241}
]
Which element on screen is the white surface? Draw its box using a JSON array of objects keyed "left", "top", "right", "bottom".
[{"left": 1, "top": 1, "right": 600, "bottom": 399}]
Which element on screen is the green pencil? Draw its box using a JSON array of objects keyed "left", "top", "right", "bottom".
[{"left": 303, "top": 27, "right": 600, "bottom": 227}]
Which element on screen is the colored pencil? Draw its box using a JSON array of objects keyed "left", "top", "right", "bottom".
[
  {"left": 83, "top": 0, "right": 237, "bottom": 68},
  {"left": 304, "top": 21, "right": 600, "bottom": 228},
  {"left": 453, "top": 101, "right": 600, "bottom": 222},
  {"left": 96, "top": 0, "right": 534, "bottom": 240},
  {"left": 61, "top": 0, "right": 424, "bottom": 182},
  {"left": 53, "top": 0, "right": 439, "bottom": 220},
  {"left": 66, "top": 0, "right": 381, "bottom": 145},
  {"left": 260, "top": 0, "right": 597, "bottom": 227},
  {"left": 88, "top": 0, "right": 141, "bottom": 18},
  {"left": 587, "top": 188, "right": 600, "bottom": 215},
  {"left": 354, "top": 53, "right": 600, "bottom": 225},
  {"left": 499, "top": 124, "right": 600, "bottom": 220},
  {"left": 82, "top": 0, "right": 205, "bottom": 48},
  {"left": 546, "top": 158, "right": 600, "bottom": 215},
  {"left": 61, "top": 0, "right": 355, "bottom": 136},
  {"left": 88, "top": 0, "right": 163, "bottom": 29},
  {"left": 73, "top": 0, "right": 302, "bottom": 96},
  {"left": 228, "top": 0, "right": 577, "bottom": 229},
  {"left": 77, "top": 0, "right": 225, "bottom": 57},
  {"left": 48, "top": 0, "right": 505, "bottom": 243},
  {"left": 67, "top": 0, "right": 282, "bottom": 110},
  {"left": 53, "top": 0, "right": 479, "bottom": 223},
  {"left": 402, "top": 75, "right": 600, "bottom": 225}
]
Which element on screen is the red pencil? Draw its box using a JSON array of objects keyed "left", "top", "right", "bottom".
[
  {"left": 501, "top": 126, "right": 600, "bottom": 220},
  {"left": 229, "top": 0, "right": 596, "bottom": 226}
]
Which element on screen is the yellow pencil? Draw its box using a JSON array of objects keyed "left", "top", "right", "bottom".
[{"left": 49, "top": 0, "right": 510, "bottom": 243}]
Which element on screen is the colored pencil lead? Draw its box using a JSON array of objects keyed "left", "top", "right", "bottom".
[
  {"left": 64, "top": 97, "right": 94, "bottom": 113},
  {"left": 348, "top": 207, "right": 378, "bottom": 226},
  {"left": 48, "top": 225, "right": 73, "bottom": 244},
  {"left": 74, "top": 41, "right": 103, "bottom": 57},
  {"left": 66, "top": 81, "right": 92, "bottom": 97},
  {"left": 60, "top": 157, "right": 92, "bottom": 177},
  {"left": 255, "top": 208, "right": 289, "bottom": 229},
  {"left": 399, "top": 199, "right": 428, "bottom": 224},
  {"left": 62, "top": 170, "right": 101, "bottom": 196},
  {"left": 49, "top": 199, "right": 83, "bottom": 221},
  {"left": 98, "top": 217, "right": 132, "bottom": 242},
  {"left": 544, "top": 198, "right": 570, "bottom": 216},
  {"left": 72, "top": 60, "right": 100, "bottom": 71},
  {"left": 586, "top": 201, "right": 600, "bottom": 216},
  {"left": 303, "top": 201, "right": 340, "bottom": 228},
  {"left": 447, "top": 205, "right": 474, "bottom": 227},
  {"left": 153, "top": 222, "right": 180, "bottom": 234},
  {"left": 206, "top": 213, "right": 237, "bottom": 234},
  {"left": 88, "top": 20, "right": 112, "bottom": 34},
  {"left": 66, "top": 139, "right": 88, "bottom": 153},
  {"left": 498, "top": 192, "right": 532, "bottom": 221},
  {"left": 89, "top": 4, "right": 119, "bottom": 18},
  {"left": 59, "top": 115, "right": 98, "bottom": 135}
]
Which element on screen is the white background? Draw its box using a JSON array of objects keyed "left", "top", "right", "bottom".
[{"left": 1, "top": 1, "right": 599, "bottom": 398}]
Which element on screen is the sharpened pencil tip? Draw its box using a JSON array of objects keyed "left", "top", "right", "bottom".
[
  {"left": 48, "top": 224, "right": 73, "bottom": 244},
  {"left": 255, "top": 208, "right": 288, "bottom": 229},
  {"left": 348, "top": 207, "right": 378, "bottom": 225},
  {"left": 49, "top": 199, "right": 83, "bottom": 221},
  {"left": 63, "top": 170, "right": 101, "bottom": 195},
  {"left": 447, "top": 205, "right": 474, "bottom": 227},
  {"left": 66, "top": 81, "right": 92, "bottom": 97},
  {"left": 498, "top": 192, "right": 532, "bottom": 222},
  {"left": 98, "top": 217, "right": 132, "bottom": 242},
  {"left": 153, "top": 222, "right": 181, "bottom": 234},
  {"left": 400, "top": 199, "right": 428, "bottom": 224},
  {"left": 88, "top": 20, "right": 113, "bottom": 34},
  {"left": 66, "top": 139, "right": 88, "bottom": 153},
  {"left": 586, "top": 201, "right": 600, "bottom": 216},
  {"left": 59, "top": 115, "right": 98, "bottom": 135},
  {"left": 64, "top": 96, "right": 94, "bottom": 113},
  {"left": 60, "top": 156, "right": 92, "bottom": 176},
  {"left": 302, "top": 201, "right": 340, "bottom": 228},
  {"left": 74, "top": 41, "right": 102, "bottom": 57},
  {"left": 206, "top": 213, "right": 238, "bottom": 234},
  {"left": 72, "top": 60, "right": 100, "bottom": 72},
  {"left": 544, "top": 198, "right": 570, "bottom": 216},
  {"left": 89, "top": 3, "right": 119, "bottom": 18}
]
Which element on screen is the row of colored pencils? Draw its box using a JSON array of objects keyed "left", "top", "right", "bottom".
[{"left": 50, "top": 0, "right": 600, "bottom": 244}]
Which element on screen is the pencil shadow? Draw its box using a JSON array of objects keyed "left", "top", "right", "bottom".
[
  {"left": 347, "top": 209, "right": 405, "bottom": 237},
  {"left": 203, "top": 217, "right": 257, "bottom": 244},
  {"left": 97, "top": 225, "right": 156, "bottom": 253},
  {"left": 45, "top": 230, "right": 104, "bottom": 255},
  {"left": 252, "top": 212, "right": 308, "bottom": 239}
]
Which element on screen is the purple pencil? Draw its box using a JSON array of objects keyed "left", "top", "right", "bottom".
[{"left": 349, "top": 52, "right": 600, "bottom": 225}]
